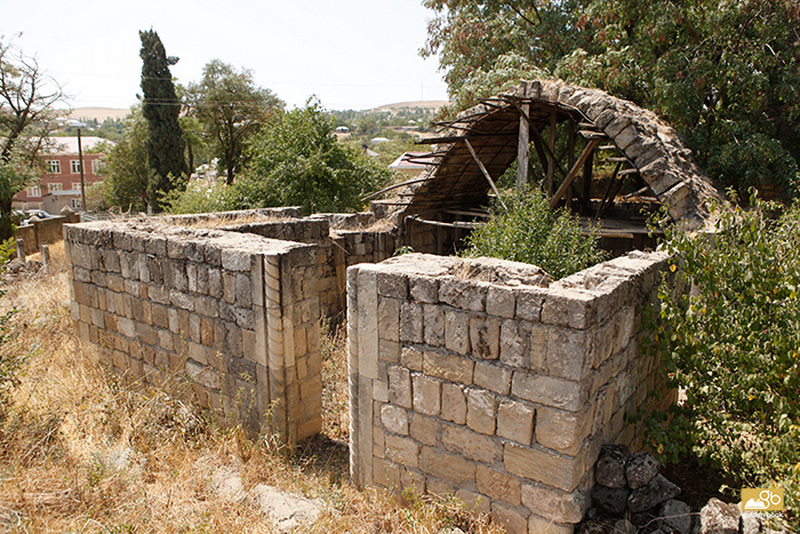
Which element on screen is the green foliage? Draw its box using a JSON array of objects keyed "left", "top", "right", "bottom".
[
  {"left": 461, "top": 187, "right": 606, "bottom": 280},
  {"left": 95, "top": 118, "right": 127, "bottom": 142},
  {"left": 423, "top": 0, "right": 800, "bottom": 199},
  {"left": 0, "top": 154, "right": 36, "bottom": 238},
  {"left": 360, "top": 130, "right": 417, "bottom": 167},
  {"left": 163, "top": 180, "right": 235, "bottom": 215},
  {"left": 645, "top": 194, "right": 800, "bottom": 483},
  {"left": 139, "top": 29, "right": 187, "bottom": 208},
  {"left": 187, "top": 60, "right": 283, "bottom": 185},
  {"left": 234, "top": 99, "right": 392, "bottom": 215},
  {"left": 98, "top": 107, "right": 153, "bottom": 213},
  {"left": 706, "top": 131, "right": 799, "bottom": 201}
]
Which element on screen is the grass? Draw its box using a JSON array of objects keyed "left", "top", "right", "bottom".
[{"left": 0, "top": 243, "right": 504, "bottom": 533}]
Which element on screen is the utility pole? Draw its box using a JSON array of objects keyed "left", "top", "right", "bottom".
[{"left": 78, "top": 128, "right": 86, "bottom": 211}]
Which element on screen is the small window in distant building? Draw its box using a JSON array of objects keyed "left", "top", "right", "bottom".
[
  {"left": 72, "top": 182, "right": 82, "bottom": 192},
  {"left": 71, "top": 198, "right": 82, "bottom": 210},
  {"left": 91, "top": 159, "right": 105, "bottom": 174},
  {"left": 27, "top": 186, "right": 42, "bottom": 198},
  {"left": 70, "top": 160, "right": 81, "bottom": 174},
  {"left": 48, "top": 183, "right": 63, "bottom": 193},
  {"left": 46, "top": 160, "right": 61, "bottom": 174}
]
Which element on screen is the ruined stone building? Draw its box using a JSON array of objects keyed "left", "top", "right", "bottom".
[{"left": 65, "top": 80, "right": 721, "bottom": 533}]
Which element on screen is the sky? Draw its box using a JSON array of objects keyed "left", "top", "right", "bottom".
[{"left": 2, "top": 0, "right": 450, "bottom": 112}]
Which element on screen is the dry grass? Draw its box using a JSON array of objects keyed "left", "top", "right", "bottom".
[{"left": 0, "top": 244, "right": 504, "bottom": 533}]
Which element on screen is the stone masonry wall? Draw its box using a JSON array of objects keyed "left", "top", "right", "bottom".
[
  {"left": 16, "top": 213, "right": 81, "bottom": 256},
  {"left": 347, "top": 251, "right": 673, "bottom": 534},
  {"left": 65, "top": 220, "right": 322, "bottom": 444},
  {"left": 223, "top": 215, "right": 398, "bottom": 319},
  {"left": 221, "top": 218, "right": 343, "bottom": 318}
]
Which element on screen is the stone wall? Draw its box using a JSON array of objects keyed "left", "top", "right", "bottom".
[
  {"left": 65, "top": 208, "right": 406, "bottom": 441},
  {"left": 16, "top": 213, "right": 81, "bottom": 256},
  {"left": 65, "top": 219, "right": 323, "bottom": 444},
  {"left": 220, "top": 217, "right": 342, "bottom": 318},
  {"left": 347, "top": 251, "right": 673, "bottom": 534}
]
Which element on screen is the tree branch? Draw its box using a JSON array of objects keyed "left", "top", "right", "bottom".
[{"left": 510, "top": 3, "right": 540, "bottom": 27}]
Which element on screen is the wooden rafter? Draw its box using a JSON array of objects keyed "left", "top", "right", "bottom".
[{"left": 463, "top": 138, "right": 507, "bottom": 209}]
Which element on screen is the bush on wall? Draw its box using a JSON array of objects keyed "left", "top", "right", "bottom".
[{"left": 461, "top": 187, "right": 606, "bottom": 280}]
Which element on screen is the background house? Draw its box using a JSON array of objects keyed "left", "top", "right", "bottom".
[{"left": 13, "top": 137, "right": 109, "bottom": 214}]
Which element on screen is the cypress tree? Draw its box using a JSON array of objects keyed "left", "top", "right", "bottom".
[{"left": 139, "top": 29, "right": 186, "bottom": 210}]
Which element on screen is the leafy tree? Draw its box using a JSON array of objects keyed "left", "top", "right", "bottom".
[
  {"left": 179, "top": 115, "right": 210, "bottom": 177},
  {"left": 139, "top": 29, "right": 187, "bottom": 208},
  {"left": 187, "top": 60, "right": 283, "bottom": 185},
  {"left": 421, "top": 0, "right": 591, "bottom": 109},
  {"left": 461, "top": 186, "right": 605, "bottom": 280},
  {"left": 98, "top": 107, "right": 153, "bottom": 213},
  {"left": 96, "top": 118, "right": 127, "bottom": 142},
  {"left": 0, "top": 37, "right": 63, "bottom": 240},
  {"left": 422, "top": 0, "right": 800, "bottom": 200},
  {"left": 233, "top": 99, "right": 393, "bottom": 214}
]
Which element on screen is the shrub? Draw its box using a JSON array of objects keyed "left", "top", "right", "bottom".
[
  {"left": 163, "top": 180, "right": 236, "bottom": 215},
  {"left": 461, "top": 187, "right": 606, "bottom": 280},
  {"left": 235, "top": 99, "right": 393, "bottom": 215},
  {"left": 645, "top": 194, "right": 800, "bottom": 485},
  {"left": 0, "top": 238, "right": 25, "bottom": 417}
]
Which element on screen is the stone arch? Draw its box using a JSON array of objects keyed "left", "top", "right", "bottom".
[{"left": 401, "top": 79, "right": 722, "bottom": 231}]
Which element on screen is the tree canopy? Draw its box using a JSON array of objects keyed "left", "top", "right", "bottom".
[
  {"left": 232, "top": 99, "right": 393, "bottom": 214},
  {"left": 98, "top": 106, "right": 153, "bottom": 213},
  {"left": 139, "top": 29, "right": 187, "bottom": 209},
  {"left": 0, "top": 37, "right": 63, "bottom": 239},
  {"left": 187, "top": 60, "right": 283, "bottom": 185},
  {"left": 422, "top": 0, "right": 800, "bottom": 199}
]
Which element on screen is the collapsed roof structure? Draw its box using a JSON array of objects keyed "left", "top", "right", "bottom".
[{"left": 374, "top": 80, "right": 723, "bottom": 251}]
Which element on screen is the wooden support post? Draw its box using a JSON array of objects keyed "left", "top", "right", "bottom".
[
  {"left": 517, "top": 103, "right": 530, "bottom": 190},
  {"left": 596, "top": 162, "right": 622, "bottom": 219},
  {"left": 547, "top": 110, "right": 557, "bottom": 194},
  {"left": 549, "top": 139, "right": 600, "bottom": 210},
  {"left": 567, "top": 118, "right": 576, "bottom": 171},
  {"left": 530, "top": 126, "right": 567, "bottom": 179},
  {"left": 463, "top": 138, "right": 507, "bottom": 210},
  {"left": 567, "top": 118, "right": 576, "bottom": 210},
  {"left": 436, "top": 212, "right": 443, "bottom": 255},
  {"left": 582, "top": 143, "right": 594, "bottom": 214}
]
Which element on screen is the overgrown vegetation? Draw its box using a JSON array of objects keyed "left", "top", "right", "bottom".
[
  {"left": 644, "top": 194, "right": 800, "bottom": 527},
  {"left": 237, "top": 99, "right": 393, "bottom": 214},
  {"left": 461, "top": 187, "right": 606, "bottom": 280},
  {"left": 167, "top": 100, "right": 394, "bottom": 216},
  {"left": 0, "top": 245, "right": 503, "bottom": 533},
  {"left": 96, "top": 107, "right": 153, "bottom": 213}
]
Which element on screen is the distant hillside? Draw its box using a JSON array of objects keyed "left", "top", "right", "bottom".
[
  {"left": 372, "top": 100, "right": 449, "bottom": 112},
  {"left": 63, "top": 107, "right": 131, "bottom": 122}
]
